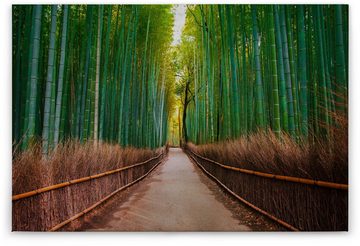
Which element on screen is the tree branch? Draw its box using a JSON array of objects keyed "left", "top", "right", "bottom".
[{"left": 186, "top": 5, "right": 206, "bottom": 30}]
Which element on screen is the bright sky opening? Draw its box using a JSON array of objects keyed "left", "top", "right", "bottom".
[{"left": 172, "top": 4, "right": 186, "bottom": 46}]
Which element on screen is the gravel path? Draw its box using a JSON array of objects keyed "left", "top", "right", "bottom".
[{"left": 73, "top": 148, "right": 283, "bottom": 231}]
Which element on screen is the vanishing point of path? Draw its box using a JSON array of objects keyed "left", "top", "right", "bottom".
[{"left": 74, "top": 148, "right": 283, "bottom": 231}]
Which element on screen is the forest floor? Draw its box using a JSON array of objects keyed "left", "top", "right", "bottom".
[{"left": 68, "top": 148, "right": 284, "bottom": 231}]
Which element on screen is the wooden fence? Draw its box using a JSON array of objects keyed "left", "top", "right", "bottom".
[
  {"left": 12, "top": 151, "right": 166, "bottom": 231},
  {"left": 186, "top": 148, "right": 348, "bottom": 231}
]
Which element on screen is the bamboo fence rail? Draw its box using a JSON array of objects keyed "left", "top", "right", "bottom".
[
  {"left": 49, "top": 156, "right": 163, "bottom": 231},
  {"left": 187, "top": 151, "right": 299, "bottom": 231},
  {"left": 13, "top": 152, "right": 164, "bottom": 201},
  {"left": 187, "top": 149, "right": 348, "bottom": 190},
  {"left": 12, "top": 151, "right": 166, "bottom": 231},
  {"left": 186, "top": 148, "right": 348, "bottom": 231}
]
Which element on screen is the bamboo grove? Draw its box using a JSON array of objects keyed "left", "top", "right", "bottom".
[
  {"left": 12, "top": 5, "right": 174, "bottom": 154},
  {"left": 179, "top": 5, "right": 348, "bottom": 144}
]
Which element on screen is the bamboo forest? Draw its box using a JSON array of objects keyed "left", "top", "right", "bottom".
[{"left": 12, "top": 5, "right": 348, "bottom": 232}]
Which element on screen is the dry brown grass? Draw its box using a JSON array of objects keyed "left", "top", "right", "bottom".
[
  {"left": 12, "top": 141, "right": 164, "bottom": 231},
  {"left": 186, "top": 114, "right": 348, "bottom": 231},
  {"left": 188, "top": 122, "right": 347, "bottom": 184},
  {"left": 13, "top": 141, "right": 160, "bottom": 194}
]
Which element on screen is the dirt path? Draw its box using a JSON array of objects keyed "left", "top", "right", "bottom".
[{"left": 74, "top": 148, "right": 282, "bottom": 231}]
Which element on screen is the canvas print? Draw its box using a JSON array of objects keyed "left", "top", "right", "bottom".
[{"left": 12, "top": 4, "right": 348, "bottom": 231}]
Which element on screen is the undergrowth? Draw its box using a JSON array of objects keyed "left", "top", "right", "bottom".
[
  {"left": 13, "top": 141, "right": 160, "bottom": 194},
  {"left": 188, "top": 115, "right": 348, "bottom": 184}
]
